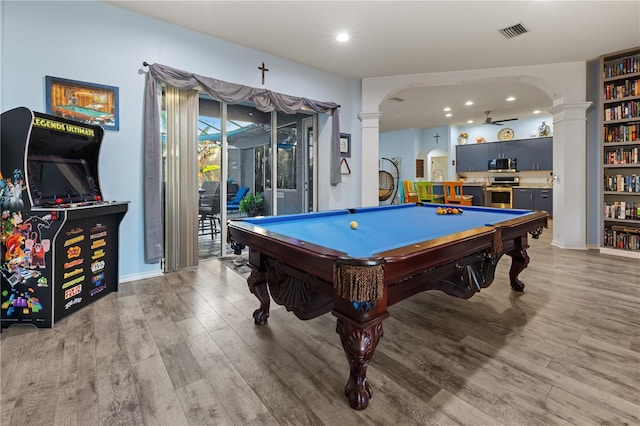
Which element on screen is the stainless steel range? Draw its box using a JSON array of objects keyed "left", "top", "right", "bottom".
[{"left": 486, "top": 176, "right": 519, "bottom": 208}]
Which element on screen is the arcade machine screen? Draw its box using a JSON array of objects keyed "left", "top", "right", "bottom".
[
  {"left": 27, "top": 156, "right": 100, "bottom": 207},
  {"left": 26, "top": 124, "right": 102, "bottom": 207}
]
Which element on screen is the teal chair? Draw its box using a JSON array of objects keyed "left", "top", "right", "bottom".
[{"left": 227, "top": 186, "right": 250, "bottom": 211}]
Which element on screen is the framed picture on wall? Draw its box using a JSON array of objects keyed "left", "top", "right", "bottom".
[
  {"left": 340, "top": 133, "right": 351, "bottom": 157},
  {"left": 45, "top": 76, "right": 120, "bottom": 131}
]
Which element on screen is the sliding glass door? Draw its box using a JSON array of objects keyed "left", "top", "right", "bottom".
[{"left": 194, "top": 97, "right": 317, "bottom": 259}]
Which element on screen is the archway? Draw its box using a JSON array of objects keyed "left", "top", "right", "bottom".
[{"left": 360, "top": 62, "right": 590, "bottom": 249}]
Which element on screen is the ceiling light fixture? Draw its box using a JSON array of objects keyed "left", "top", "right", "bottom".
[
  {"left": 336, "top": 32, "right": 349, "bottom": 42},
  {"left": 443, "top": 107, "right": 451, "bottom": 112},
  {"left": 445, "top": 113, "right": 452, "bottom": 118},
  {"left": 533, "top": 110, "right": 541, "bottom": 114},
  {"left": 506, "top": 96, "right": 516, "bottom": 102},
  {"left": 467, "top": 120, "right": 474, "bottom": 124},
  {"left": 465, "top": 101, "right": 474, "bottom": 106}
]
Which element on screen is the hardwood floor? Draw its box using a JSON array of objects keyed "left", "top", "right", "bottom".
[{"left": 2, "top": 223, "right": 639, "bottom": 425}]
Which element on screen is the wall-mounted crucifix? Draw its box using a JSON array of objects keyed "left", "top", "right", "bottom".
[
  {"left": 433, "top": 133, "right": 440, "bottom": 144},
  {"left": 258, "top": 62, "right": 269, "bottom": 85}
]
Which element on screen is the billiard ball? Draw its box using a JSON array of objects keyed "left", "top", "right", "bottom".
[{"left": 350, "top": 221, "right": 358, "bottom": 229}]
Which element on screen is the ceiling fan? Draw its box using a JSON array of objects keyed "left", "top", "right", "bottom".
[{"left": 483, "top": 110, "right": 518, "bottom": 126}]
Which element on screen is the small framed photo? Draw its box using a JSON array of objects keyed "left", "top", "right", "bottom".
[
  {"left": 45, "top": 76, "right": 119, "bottom": 131},
  {"left": 339, "top": 133, "right": 351, "bottom": 157}
]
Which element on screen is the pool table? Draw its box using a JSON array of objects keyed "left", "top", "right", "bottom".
[
  {"left": 227, "top": 203, "right": 547, "bottom": 410},
  {"left": 52, "top": 105, "right": 114, "bottom": 124}
]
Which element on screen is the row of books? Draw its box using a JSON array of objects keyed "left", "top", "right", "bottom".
[
  {"left": 604, "top": 102, "right": 640, "bottom": 122},
  {"left": 604, "top": 147, "right": 639, "bottom": 165},
  {"left": 603, "top": 79, "right": 640, "bottom": 100},
  {"left": 603, "top": 201, "right": 640, "bottom": 220},
  {"left": 604, "top": 57, "right": 640, "bottom": 79},
  {"left": 604, "top": 226, "right": 640, "bottom": 250},
  {"left": 603, "top": 225, "right": 640, "bottom": 251},
  {"left": 604, "top": 123, "right": 640, "bottom": 142},
  {"left": 604, "top": 174, "right": 640, "bottom": 192}
]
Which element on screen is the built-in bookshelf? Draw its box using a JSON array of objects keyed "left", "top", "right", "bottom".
[{"left": 600, "top": 46, "right": 640, "bottom": 258}]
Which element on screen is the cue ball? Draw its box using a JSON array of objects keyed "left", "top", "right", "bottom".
[{"left": 350, "top": 221, "right": 358, "bottom": 229}]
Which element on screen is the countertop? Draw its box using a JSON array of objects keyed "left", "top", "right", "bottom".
[{"left": 429, "top": 182, "right": 553, "bottom": 189}]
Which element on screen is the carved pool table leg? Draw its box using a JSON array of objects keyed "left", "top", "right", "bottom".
[
  {"left": 247, "top": 270, "right": 270, "bottom": 325},
  {"left": 335, "top": 317, "right": 385, "bottom": 410},
  {"left": 507, "top": 248, "right": 530, "bottom": 292}
]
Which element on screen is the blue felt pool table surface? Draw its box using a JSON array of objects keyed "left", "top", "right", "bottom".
[{"left": 241, "top": 203, "right": 537, "bottom": 258}]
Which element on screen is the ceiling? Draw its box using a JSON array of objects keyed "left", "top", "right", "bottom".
[{"left": 106, "top": 1, "right": 640, "bottom": 132}]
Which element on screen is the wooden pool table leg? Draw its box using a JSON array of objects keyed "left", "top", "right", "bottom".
[
  {"left": 247, "top": 270, "right": 270, "bottom": 325},
  {"left": 507, "top": 247, "right": 530, "bottom": 292},
  {"left": 334, "top": 310, "right": 389, "bottom": 410}
]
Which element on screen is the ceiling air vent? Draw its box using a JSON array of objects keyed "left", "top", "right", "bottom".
[{"left": 499, "top": 23, "right": 528, "bottom": 39}]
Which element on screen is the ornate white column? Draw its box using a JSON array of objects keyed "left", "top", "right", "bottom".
[
  {"left": 548, "top": 102, "right": 592, "bottom": 249},
  {"left": 358, "top": 111, "right": 382, "bottom": 207}
]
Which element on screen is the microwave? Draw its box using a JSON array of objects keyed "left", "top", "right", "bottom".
[{"left": 488, "top": 158, "right": 517, "bottom": 172}]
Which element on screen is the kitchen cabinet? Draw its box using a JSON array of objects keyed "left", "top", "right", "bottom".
[
  {"left": 457, "top": 138, "right": 553, "bottom": 174},
  {"left": 514, "top": 138, "right": 553, "bottom": 171},
  {"left": 487, "top": 140, "right": 519, "bottom": 160},
  {"left": 512, "top": 188, "right": 553, "bottom": 215},
  {"left": 462, "top": 185, "right": 485, "bottom": 206},
  {"left": 455, "top": 144, "right": 488, "bottom": 172}
]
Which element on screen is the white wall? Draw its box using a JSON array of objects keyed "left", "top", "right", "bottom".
[{"left": 1, "top": 1, "right": 362, "bottom": 281}]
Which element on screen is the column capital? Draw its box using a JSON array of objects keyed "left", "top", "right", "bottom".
[
  {"left": 358, "top": 111, "right": 382, "bottom": 127},
  {"left": 548, "top": 102, "right": 593, "bottom": 121}
]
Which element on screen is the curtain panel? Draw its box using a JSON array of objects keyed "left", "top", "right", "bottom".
[
  {"left": 143, "top": 63, "right": 341, "bottom": 263},
  {"left": 164, "top": 87, "right": 199, "bottom": 271}
]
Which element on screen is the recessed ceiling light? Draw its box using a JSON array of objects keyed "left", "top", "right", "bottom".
[
  {"left": 467, "top": 120, "right": 474, "bottom": 124},
  {"left": 506, "top": 96, "right": 516, "bottom": 102},
  {"left": 465, "top": 101, "right": 474, "bottom": 106},
  {"left": 445, "top": 113, "right": 452, "bottom": 117},
  {"left": 443, "top": 107, "right": 451, "bottom": 112},
  {"left": 336, "top": 32, "right": 349, "bottom": 42},
  {"left": 533, "top": 110, "right": 541, "bottom": 114}
]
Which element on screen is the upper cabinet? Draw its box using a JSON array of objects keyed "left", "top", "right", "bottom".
[
  {"left": 455, "top": 143, "right": 488, "bottom": 172},
  {"left": 513, "top": 138, "right": 553, "bottom": 171},
  {"left": 599, "top": 46, "right": 640, "bottom": 258},
  {"left": 457, "top": 137, "right": 552, "bottom": 173}
]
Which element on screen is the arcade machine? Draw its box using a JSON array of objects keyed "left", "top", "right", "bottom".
[{"left": 1, "top": 106, "right": 128, "bottom": 329}]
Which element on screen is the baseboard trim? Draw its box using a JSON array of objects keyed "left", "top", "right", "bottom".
[{"left": 120, "top": 269, "right": 163, "bottom": 283}]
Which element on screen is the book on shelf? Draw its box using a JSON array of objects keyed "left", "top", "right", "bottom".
[
  {"left": 604, "top": 56, "right": 640, "bottom": 78},
  {"left": 611, "top": 225, "right": 640, "bottom": 234},
  {"left": 604, "top": 201, "right": 640, "bottom": 220},
  {"left": 605, "top": 226, "right": 640, "bottom": 250}
]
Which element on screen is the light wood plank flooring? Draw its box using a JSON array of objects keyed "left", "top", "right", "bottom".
[{"left": 2, "top": 224, "right": 639, "bottom": 425}]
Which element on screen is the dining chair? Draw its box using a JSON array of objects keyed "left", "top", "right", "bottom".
[
  {"left": 415, "top": 181, "right": 444, "bottom": 203},
  {"left": 402, "top": 180, "right": 418, "bottom": 203},
  {"left": 443, "top": 181, "right": 473, "bottom": 206}
]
